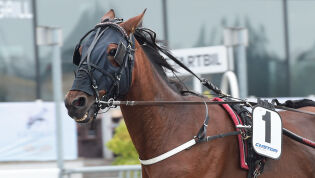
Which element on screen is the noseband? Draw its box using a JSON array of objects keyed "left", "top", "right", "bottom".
[{"left": 72, "top": 18, "right": 135, "bottom": 114}]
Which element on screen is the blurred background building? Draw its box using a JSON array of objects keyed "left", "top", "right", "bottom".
[
  {"left": 1, "top": 0, "right": 315, "bottom": 103},
  {"left": 0, "top": 0, "right": 315, "bottom": 177}
]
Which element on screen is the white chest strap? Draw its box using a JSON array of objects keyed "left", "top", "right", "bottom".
[{"left": 139, "top": 139, "right": 196, "bottom": 165}]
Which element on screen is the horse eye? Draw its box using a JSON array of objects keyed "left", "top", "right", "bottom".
[{"left": 108, "top": 48, "right": 117, "bottom": 56}]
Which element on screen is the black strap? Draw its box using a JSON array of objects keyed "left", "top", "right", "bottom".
[
  {"left": 95, "top": 21, "right": 129, "bottom": 42},
  {"left": 86, "top": 28, "right": 104, "bottom": 72},
  {"left": 204, "top": 131, "right": 241, "bottom": 142},
  {"left": 89, "top": 63, "right": 116, "bottom": 82},
  {"left": 134, "top": 27, "right": 225, "bottom": 96},
  {"left": 283, "top": 128, "right": 315, "bottom": 149}
]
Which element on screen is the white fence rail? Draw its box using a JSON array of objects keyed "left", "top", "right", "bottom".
[
  {"left": 64, "top": 165, "right": 142, "bottom": 178},
  {"left": 0, "top": 168, "right": 60, "bottom": 178},
  {"left": 0, "top": 165, "right": 142, "bottom": 178}
]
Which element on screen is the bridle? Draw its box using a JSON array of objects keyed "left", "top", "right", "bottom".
[
  {"left": 72, "top": 18, "right": 229, "bottom": 120},
  {"left": 72, "top": 18, "right": 135, "bottom": 118}
]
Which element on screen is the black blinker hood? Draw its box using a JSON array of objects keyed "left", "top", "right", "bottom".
[{"left": 71, "top": 20, "right": 135, "bottom": 100}]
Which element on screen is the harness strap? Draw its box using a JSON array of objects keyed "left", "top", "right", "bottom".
[
  {"left": 139, "top": 139, "right": 196, "bottom": 165},
  {"left": 95, "top": 21, "right": 129, "bottom": 42},
  {"left": 101, "top": 100, "right": 250, "bottom": 106},
  {"left": 275, "top": 105, "right": 315, "bottom": 116},
  {"left": 139, "top": 131, "right": 241, "bottom": 165},
  {"left": 204, "top": 131, "right": 241, "bottom": 142},
  {"left": 89, "top": 63, "right": 116, "bottom": 82},
  {"left": 86, "top": 28, "right": 104, "bottom": 71},
  {"left": 283, "top": 128, "right": 315, "bottom": 148},
  {"left": 100, "top": 99, "right": 315, "bottom": 116}
]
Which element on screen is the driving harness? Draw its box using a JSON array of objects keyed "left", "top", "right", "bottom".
[{"left": 71, "top": 18, "right": 315, "bottom": 178}]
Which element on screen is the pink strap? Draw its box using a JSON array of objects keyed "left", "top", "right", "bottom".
[{"left": 213, "top": 97, "right": 249, "bottom": 170}]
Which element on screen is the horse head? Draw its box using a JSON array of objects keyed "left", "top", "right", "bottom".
[{"left": 65, "top": 9, "right": 145, "bottom": 123}]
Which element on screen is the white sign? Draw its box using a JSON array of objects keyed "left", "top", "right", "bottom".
[
  {"left": 166, "top": 46, "right": 228, "bottom": 76},
  {"left": 252, "top": 106, "right": 282, "bottom": 159},
  {"left": 0, "top": 102, "right": 77, "bottom": 161},
  {"left": 37, "top": 26, "right": 63, "bottom": 46},
  {"left": 0, "top": 0, "right": 33, "bottom": 19}
]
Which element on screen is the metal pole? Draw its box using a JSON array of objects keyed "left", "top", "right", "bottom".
[
  {"left": 32, "top": 0, "right": 41, "bottom": 99},
  {"left": 162, "top": 0, "right": 169, "bottom": 43},
  {"left": 193, "top": 75, "right": 202, "bottom": 94},
  {"left": 226, "top": 47, "right": 234, "bottom": 71},
  {"left": 282, "top": 0, "right": 291, "bottom": 96},
  {"left": 224, "top": 28, "right": 248, "bottom": 98},
  {"left": 37, "top": 26, "right": 64, "bottom": 177},
  {"left": 52, "top": 30, "right": 64, "bottom": 178},
  {"left": 235, "top": 42, "right": 248, "bottom": 98},
  {"left": 101, "top": 112, "right": 113, "bottom": 159}
]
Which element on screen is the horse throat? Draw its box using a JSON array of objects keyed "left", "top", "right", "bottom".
[{"left": 120, "top": 46, "right": 182, "bottom": 159}]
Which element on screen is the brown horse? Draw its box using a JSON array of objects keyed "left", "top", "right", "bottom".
[{"left": 65, "top": 10, "right": 315, "bottom": 178}]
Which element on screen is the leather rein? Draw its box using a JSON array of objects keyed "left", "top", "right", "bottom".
[{"left": 100, "top": 99, "right": 315, "bottom": 117}]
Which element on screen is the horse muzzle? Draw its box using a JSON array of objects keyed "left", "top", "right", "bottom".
[{"left": 64, "top": 90, "right": 97, "bottom": 123}]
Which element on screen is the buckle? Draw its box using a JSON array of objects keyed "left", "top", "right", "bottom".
[
  {"left": 116, "top": 75, "right": 121, "bottom": 81},
  {"left": 252, "top": 159, "right": 266, "bottom": 178},
  {"left": 240, "top": 129, "right": 251, "bottom": 140},
  {"left": 107, "top": 98, "right": 117, "bottom": 108},
  {"left": 253, "top": 169, "right": 261, "bottom": 178},
  {"left": 92, "top": 84, "right": 98, "bottom": 90},
  {"left": 244, "top": 99, "right": 253, "bottom": 108},
  {"left": 236, "top": 124, "right": 251, "bottom": 129}
]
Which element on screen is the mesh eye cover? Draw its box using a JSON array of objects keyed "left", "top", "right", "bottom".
[{"left": 114, "top": 42, "right": 127, "bottom": 66}]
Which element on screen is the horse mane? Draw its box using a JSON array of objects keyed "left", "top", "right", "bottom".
[
  {"left": 275, "top": 99, "right": 315, "bottom": 109},
  {"left": 134, "top": 28, "right": 187, "bottom": 94}
]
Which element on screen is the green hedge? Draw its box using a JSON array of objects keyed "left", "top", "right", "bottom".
[{"left": 106, "top": 121, "right": 140, "bottom": 165}]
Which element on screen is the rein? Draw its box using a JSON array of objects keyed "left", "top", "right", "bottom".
[
  {"left": 101, "top": 99, "right": 315, "bottom": 117},
  {"left": 101, "top": 99, "right": 251, "bottom": 107},
  {"left": 134, "top": 27, "right": 226, "bottom": 97}
]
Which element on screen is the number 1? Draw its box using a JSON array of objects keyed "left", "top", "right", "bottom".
[{"left": 262, "top": 111, "right": 271, "bottom": 143}]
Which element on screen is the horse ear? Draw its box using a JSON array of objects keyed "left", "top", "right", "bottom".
[
  {"left": 121, "top": 9, "right": 146, "bottom": 35},
  {"left": 101, "top": 9, "right": 115, "bottom": 22}
]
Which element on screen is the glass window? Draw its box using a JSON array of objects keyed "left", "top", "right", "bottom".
[
  {"left": 288, "top": 1, "right": 315, "bottom": 96},
  {"left": 2, "top": 0, "right": 313, "bottom": 100},
  {"left": 167, "top": 0, "right": 286, "bottom": 97},
  {"left": 0, "top": 0, "right": 36, "bottom": 101}
]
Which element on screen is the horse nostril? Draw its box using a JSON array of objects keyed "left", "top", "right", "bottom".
[{"left": 72, "top": 97, "right": 86, "bottom": 108}]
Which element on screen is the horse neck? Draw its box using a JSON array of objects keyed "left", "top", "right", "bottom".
[
  {"left": 125, "top": 42, "right": 179, "bottom": 101},
  {"left": 120, "top": 43, "right": 182, "bottom": 158}
]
